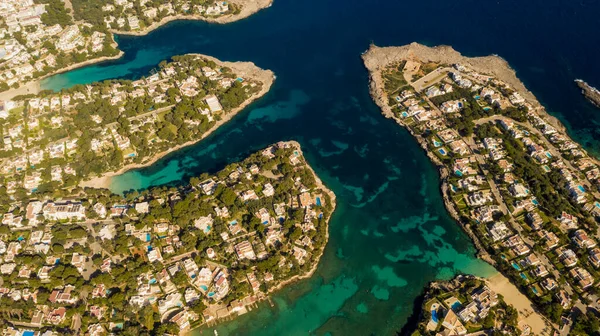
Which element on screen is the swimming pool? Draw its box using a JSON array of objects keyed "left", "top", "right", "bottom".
[
  {"left": 532, "top": 199, "right": 539, "bottom": 206},
  {"left": 520, "top": 273, "right": 528, "bottom": 281},
  {"left": 401, "top": 111, "right": 409, "bottom": 118},
  {"left": 455, "top": 170, "right": 463, "bottom": 177},
  {"left": 451, "top": 301, "right": 461, "bottom": 310},
  {"left": 438, "top": 148, "right": 447, "bottom": 155},
  {"left": 433, "top": 140, "right": 443, "bottom": 147},
  {"left": 512, "top": 262, "right": 521, "bottom": 271},
  {"left": 207, "top": 292, "right": 216, "bottom": 297},
  {"left": 545, "top": 152, "right": 552, "bottom": 158},
  {"left": 200, "top": 285, "right": 208, "bottom": 291},
  {"left": 532, "top": 287, "right": 539, "bottom": 294},
  {"left": 578, "top": 185, "right": 586, "bottom": 192},
  {"left": 316, "top": 197, "right": 322, "bottom": 206},
  {"left": 431, "top": 309, "right": 438, "bottom": 323}
]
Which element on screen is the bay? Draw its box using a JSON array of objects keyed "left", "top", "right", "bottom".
[{"left": 41, "top": 0, "right": 600, "bottom": 334}]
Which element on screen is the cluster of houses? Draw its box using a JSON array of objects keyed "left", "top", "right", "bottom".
[
  {"left": 102, "top": 0, "right": 231, "bottom": 32},
  {"left": 0, "top": 142, "right": 332, "bottom": 335},
  {"left": 0, "top": 0, "right": 109, "bottom": 87},
  {"left": 387, "top": 59, "right": 600, "bottom": 321},
  {"left": 0, "top": 55, "right": 255, "bottom": 193},
  {"left": 423, "top": 276, "right": 516, "bottom": 335}
]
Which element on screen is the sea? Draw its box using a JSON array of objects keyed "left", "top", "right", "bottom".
[{"left": 40, "top": 0, "right": 600, "bottom": 334}]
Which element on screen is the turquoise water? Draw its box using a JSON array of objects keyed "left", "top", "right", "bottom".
[{"left": 40, "top": 0, "right": 600, "bottom": 334}]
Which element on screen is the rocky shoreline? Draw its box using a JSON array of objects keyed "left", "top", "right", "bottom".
[
  {"left": 361, "top": 43, "right": 495, "bottom": 266},
  {"left": 362, "top": 43, "right": 560, "bottom": 335},
  {"left": 196, "top": 140, "right": 336, "bottom": 331},
  {"left": 575, "top": 79, "right": 600, "bottom": 109}
]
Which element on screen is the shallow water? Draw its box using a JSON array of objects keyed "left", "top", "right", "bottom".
[{"left": 42, "top": 0, "right": 600, "bottom": 334}]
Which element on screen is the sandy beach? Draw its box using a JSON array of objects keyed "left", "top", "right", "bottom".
[
  {"left": 486, "top": 273, "right": 553, "bottom": 335},
  {"left": 80, "top": 54, "right": 275, "bottom": 190},
  {"left": 0, "top": 80, "right": 41, "bottom": 101}
]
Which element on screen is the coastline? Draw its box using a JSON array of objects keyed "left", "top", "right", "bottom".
[
  {"left": 80, "top": 54, "right": 275, "bottom": 190},
  {"left": 575, "top": 79, "right": 600, "bottom": 109},
  {"left": 0, "top": 0, "right": 273, "bottom": 100},
  {"left": 362, "top": 43, "right": 495, "bottom": 266},
  {"left": 362, "top": 43, "right": 555, "bottom": 334},
  {"left": 112, "top": 0, "right": 274, "bottom": 37},
  {"left": 191, "top": 140, "right": 336, "bottom": 332},
  {"left": 0, "top": 39, "right": 124, "bottom": 101},
  {"left": 265, "top": 141, "right": 336, "bottom": 295}
]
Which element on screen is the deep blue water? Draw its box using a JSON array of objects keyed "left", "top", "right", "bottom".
[{"left": 42, "top": 0, "right": 600, "bottom": 334}]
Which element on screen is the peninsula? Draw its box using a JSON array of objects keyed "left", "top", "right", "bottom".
[
  {"left": 0, "top": 0, "right": 273, "bottom": 97},
  {"left": 364, "top": 43, "right": 600, "bottom": 335},
  {"left": 0, "top": 141, "right": 336, "bottom": 335},
  {"left": 575, "top": 79, "right": 600, "bottom": 109},
  {"left": 0, "top": 53, "right": 274, "bottom": 194}
]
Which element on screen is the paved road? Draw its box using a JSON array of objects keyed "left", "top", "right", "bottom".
[{"left": 411, "top": 67, "right": 453, "bottom": 92}]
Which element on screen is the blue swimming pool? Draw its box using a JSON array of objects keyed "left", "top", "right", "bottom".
[
  {"left": 532, "top": 287, "right": 538, "bottom": 294},
  {"left": 200, "top": 285, "right": 208, "bottom": 291},
  {"left": 455, "top": 170, "right": 463, "bottom": 177},
  {"left": 532, "top": 199, "right": 539, "bottom": 206},
  {"left": 431, "top": 309, "right": 438, "bottom": 323},
  {"left": 512, "top": 262, "right": 521, "bottom": 271},
  {"left": 451, "top": 301, "right": 461, "bottom": 310},
  {"left": 208, "top": 292, "right": 216, "bottom": 297},
  {"left": 146, "top": 233, "right": 151, "bottom": 242},
  {"left": 545, "top": 152, "right": 552, "bottom": 158},
  {"left": 401, "top": 111, "right": 409, "bottom": 118},
  {"left": 438, "top": 148, "right": 447, "bottom": 155},
  {"left": 316, "top": 197, "right": 322, "bottom": 206},
  {"left": 433, "top": 140, "right": 443, "bottom": 147},
  {"left": 520, "top": 273, "right": 528, "bottom": 281},
  {"left": 474, "top": 95, "right": 481, "bottom": 100},
  {"left": 578, "top": 185, "right": 586, "bottom": 192}
]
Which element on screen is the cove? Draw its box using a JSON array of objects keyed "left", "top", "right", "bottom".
[{"left": 42, "top": 0, "right": 600, "bottom": 334}]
